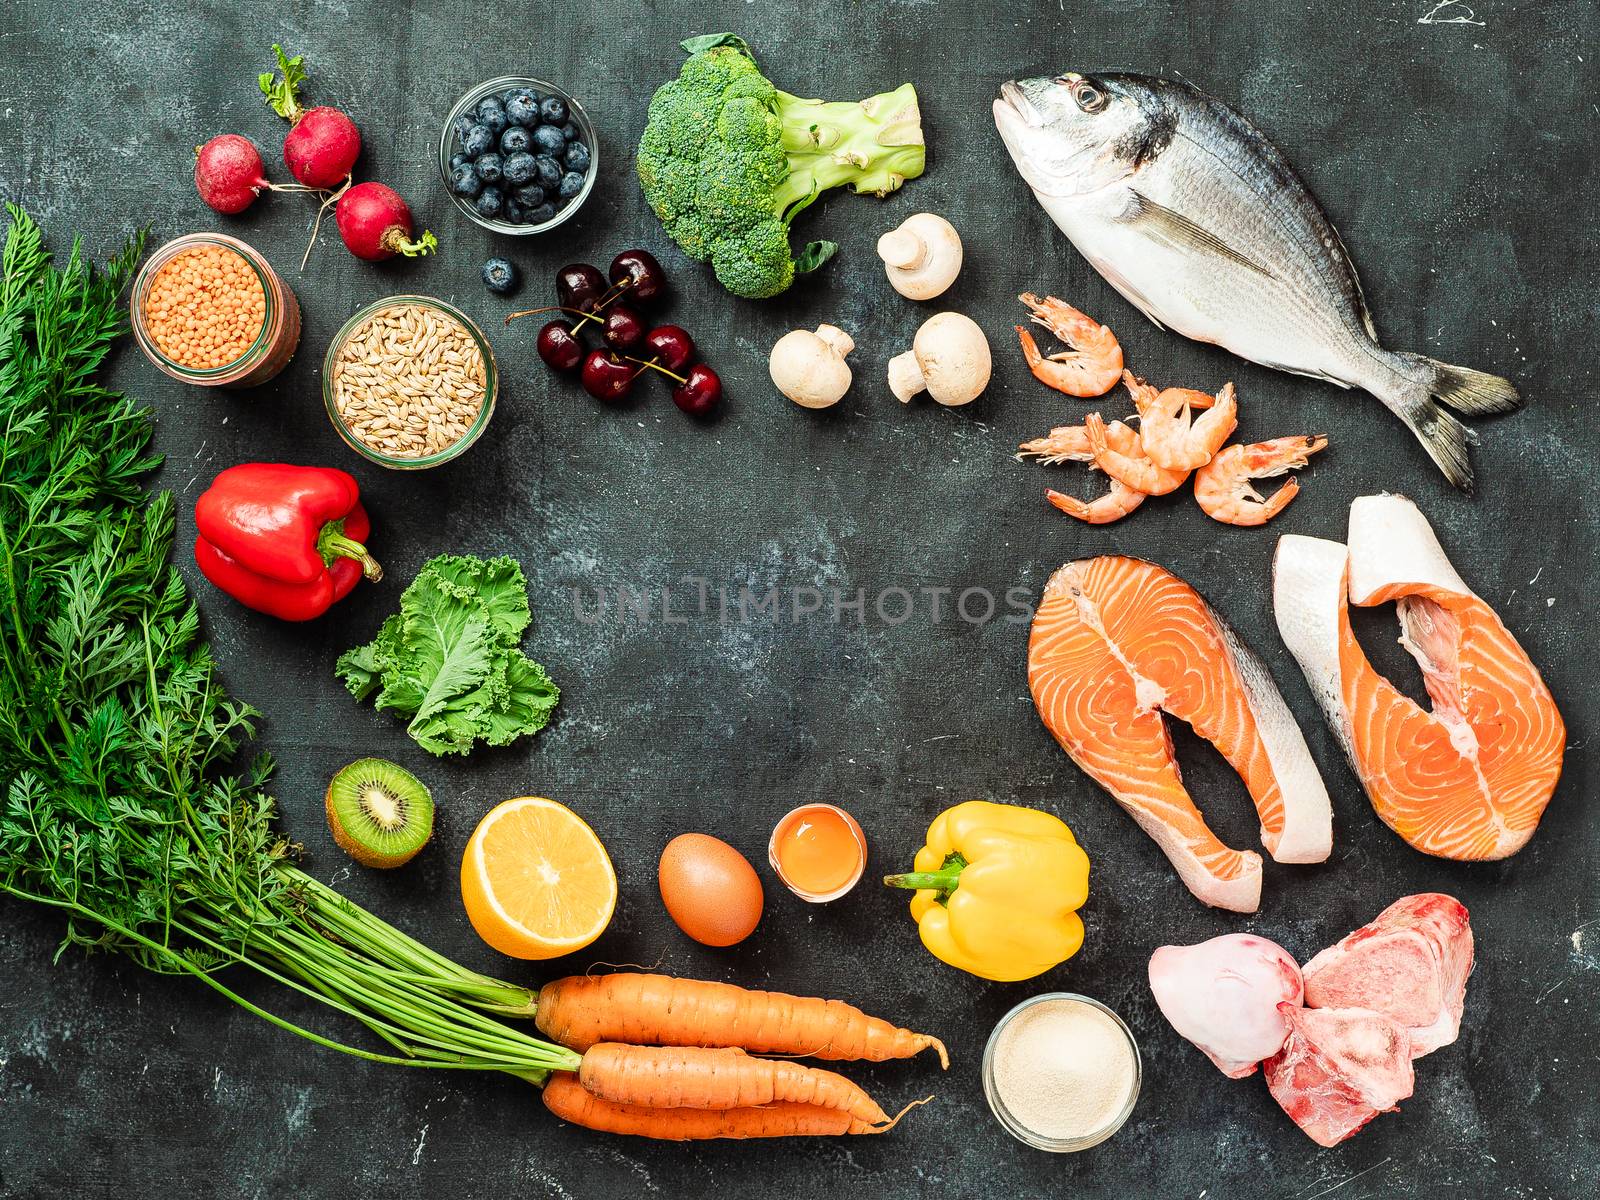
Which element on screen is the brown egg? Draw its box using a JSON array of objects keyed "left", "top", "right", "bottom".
[{"left": 657, "top": 833, "right": 764, "bottom": 947}]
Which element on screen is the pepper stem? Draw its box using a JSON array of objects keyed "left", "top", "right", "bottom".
[
  {"left": 883, "top": 852, "right": 968, "bottom": 904},
  {"left": 317, "top": 519, "right": 383, "bottom": 582}
]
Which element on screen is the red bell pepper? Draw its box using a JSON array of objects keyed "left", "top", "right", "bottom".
[{"left": 193, "top": 463, "right": 382, "bottom": 621}]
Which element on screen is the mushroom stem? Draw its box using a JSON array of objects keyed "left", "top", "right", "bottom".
[
  {"left": 887, "top": 351, "right": 926, "bottom": 403},
  {"left": 877, "top": 228, "right": 926, "bottom": 272}
]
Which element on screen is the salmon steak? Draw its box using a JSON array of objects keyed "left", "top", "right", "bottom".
[
  {"left": 1028, "top": 557, "right": 1332, "bottom": 913},
  {"left": 1274, "top": 495, "right": 1564, "bottom": 860}
]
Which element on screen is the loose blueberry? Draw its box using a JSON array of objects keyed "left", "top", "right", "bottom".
[
  {"left": 474, "top": 186, "right": 504, "bottom": 219},
  {"left": 564, "top": 141, "right": 591, "bottom": 173},
  {"left": 539, "top": 95, "right": 568, "bottom": 125},
  {"left": 561, "top": 122, "right": 580, "bottom": 142},
  {"left": 482, "top": 257, "right": 519, "bottom": 295},
  {"left": 526, "top": 201, "right": 556, "bottom": 225},
  {"left": 532, "top": 124, "right": 566, "bottom": 155},
  {"left": 512, "top": 183, "right": 547, "bottom": 207},
  {"left": 474, "top": 153, "right": 504, "bottom": 184},
  {"left": 450, "top": 163, "right": 482, "bottom": 198},
  {"left": 502, "top": 151, "right": 537, "bottom": 186},
  {"left": 534, "top": 155, "right": 562, "bottom": 190},
  {"left": 500, "top": 125, "right": 532, "bottom": 156},
  {"left": 558, "top": 170, "right": 585, "bottom": 200},
  {"left": 475, "top": 97, "right": 508, "bottom": 136},
  {"left": 462, "top": 123, "right": 495, "bottom": 158},
  {"left": 505, "top": 91, "right": 540, "bottom": 128}
]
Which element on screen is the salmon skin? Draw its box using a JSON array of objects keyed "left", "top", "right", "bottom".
[
  {"left": 1028, "top": 557, "right": 1332, "bottom": 913},
  {"left": 1273, "top": 495, "right": 1564, "bottom": 860}
]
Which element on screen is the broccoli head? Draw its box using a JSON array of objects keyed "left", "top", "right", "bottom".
[{"left": 637, "top": 33, "right": 926, "bottom": 300}]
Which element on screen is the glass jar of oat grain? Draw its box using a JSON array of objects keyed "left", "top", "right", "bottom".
[
  {"left": 323, "top": 295, "right": 497, "bottom": 469},
  {"left": 131, "top": 233, "right": 300, "bottom": 387}
]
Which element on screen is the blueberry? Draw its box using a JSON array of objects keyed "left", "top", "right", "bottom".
[
  {"left": 532, "top": 124, "right": 566, "bottom": 155},
  {"left": 539, "top": 95, "right": 568, "bottom": 125},
  {"left": 474, "top": 186, "right": 504, "bottom": 219},
  {"left": 475, "top": 97, "right": 508, "bottom": 136},
  {"left": 452, "top": 114, "right": 477, "bottom": 143},
  {"left": 502, "top": 200, "right": 528, "bottom": 225},
  {"left": 534, "top": 154, "right": 562, "bottom": 190},
  {"left": 512, "top": 183, "right": 546, "bottom": 207},
  {"left": 502, "top": 87, "right": 531, "bottom": 108},
  {"left": 561, "top": 122, "right": 580, "bottom": 142},
  {"left": 449, "top": 163, "right": 482, "bottom": 198},
  {"left": 450, "top": 151, "right": 471, "bottom": 171},
  {"left": 564, "top": 141, "right": 590, "bottom": 173},
  {"left": 500, "top": 125, "right": 532, "bottom": 156},
  {"left": 474, "top": 153, "right": 504, "bottom": 184},
  {"left": 558, "top": 170, "right": 586, "bottom": 200},
  {"left": 526, "top": 201, "right": 556, "bottom": 225},
  {"left": 462, "top": 123, "right": 495, "bottom": 158},
  {"left": 501, "top": 151, "right": 537, "bottom": 186},
  {"left": 482, "top": 257, "right": 519, "bottom": 294},
  {"left": 505, "top": 91, "right": 540, "bottom": 128}
]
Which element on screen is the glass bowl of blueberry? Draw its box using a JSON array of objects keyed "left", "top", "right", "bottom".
[{"left": 439, "top": 76, "right": 596, "bottom": 235}]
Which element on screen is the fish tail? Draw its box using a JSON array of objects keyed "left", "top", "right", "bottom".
[
  {"left": 1382, "top": 382, "right": 1479, "bottom": 494},
  {"left": 1399, "top": 351, "right": 1523, "bottom": 416}
]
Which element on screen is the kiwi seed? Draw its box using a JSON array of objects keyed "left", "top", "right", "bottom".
[{"left": 325, "top": 758, "right": 435, "bottom": 869}]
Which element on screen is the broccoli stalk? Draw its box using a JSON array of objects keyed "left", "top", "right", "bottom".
[{"left": 637, "top": 34, "right": 927, "bottom": 299}]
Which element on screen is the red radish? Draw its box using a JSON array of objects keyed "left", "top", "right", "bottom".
[
  {"left": 193, "top": 134, "right": 313, "bottom": 214},
  {"left": 258, "top": 44, "right": 361, "bottom": 189},
  {"left": 334, "top": 183, "right": 437, "bottom": 261}
]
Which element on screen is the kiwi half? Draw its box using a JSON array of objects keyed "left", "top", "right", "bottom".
[{"left": 325, "top": 758, "right": 434, "bottom": 869}]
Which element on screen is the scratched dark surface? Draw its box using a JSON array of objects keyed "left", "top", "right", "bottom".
[{"left": 0, "top": 1, "right": 1594, "bottom": 1197}]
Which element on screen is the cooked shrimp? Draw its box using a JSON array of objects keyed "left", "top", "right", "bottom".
[
  {"left": 1136, "top": 378, "right": 1238, "bottom": 471},
  {"left": 1084, "top": 411, "right": 1190, "bottom": 496},
  {"left": 1194, "top": 435, "right": 1329, "bottom": 526},
  {"left": 1043, "top": 417, "right": 1147, "bottom": 524},
  {"left": 1015, "top": 294, "right": 1123, "bottom": 397},
  {"left": 1017, "top": 423, "right": 1094, "bottom": 465}
]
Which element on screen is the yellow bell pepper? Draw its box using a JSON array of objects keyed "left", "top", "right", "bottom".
[{"left": 884, "top": 800, "right": 1090, "bottom": 982}]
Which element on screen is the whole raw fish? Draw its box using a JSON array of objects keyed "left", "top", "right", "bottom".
[{"left": 992, "top": 72, "right": 1520, "bottom": 491}]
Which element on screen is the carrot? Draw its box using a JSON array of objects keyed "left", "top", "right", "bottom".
[
  {"left": 535, "top": 973, "right": 948, "bottom": 1068},
  {"left": 543, "top": 1074, "right": 925, "bottom": 1140},
  {"left": 578, "top": 1043, "right": 890, "bottom": 1124}
]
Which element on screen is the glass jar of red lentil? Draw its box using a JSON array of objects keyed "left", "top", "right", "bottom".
[{"left": 130, "top": 233, "right": 300, "bottom": 387}]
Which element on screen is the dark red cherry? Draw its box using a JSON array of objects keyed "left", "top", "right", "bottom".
[
  {"left": 602, "top": 305, "right": 646, "bottom": 352},
  {"left": 581, "top": 349, "right": 635, "bottom": 403},
  {"left": 609, "top": 248, "right": 667, "bottom": 306},
  {"left": 671, "top": 363, "right": 722, "bottom": 416},
  {"left": 536, "top": 320, "right": 584, "bottom": 372},
  {"left": 643, "top": 325, "right": 694, "bottom": 373},
  {"left": 556, "top": 263, "right": 608, "bottom": 312}
]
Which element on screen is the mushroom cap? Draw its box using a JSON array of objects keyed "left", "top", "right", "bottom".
[
  {"left": 911, "top": 312, "right": 991, "bottom": 406},
  {"left": 877, "top": 213, "right": 963, "bottom": 302},
  {"left": 769, "top": 327, "right": 853, "bottom": 409}
]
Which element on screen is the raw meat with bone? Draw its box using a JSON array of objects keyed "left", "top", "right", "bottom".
[
  {"left": 1148, "top": 933, "right": 1303, "bottom": 1078},
  {"left": 1302, "top": 892, "right": 1472, "bottom": 1058},
  {"left": 1264, "top": 1004, "right": 1415, "bottom": 1147}
]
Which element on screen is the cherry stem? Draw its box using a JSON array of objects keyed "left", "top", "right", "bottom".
[
  {"left": 624, "top": 355, "right": 685, "bottom": 384},
  {"left": 504, "top": 304, "right": 602, "bottom": 331}
]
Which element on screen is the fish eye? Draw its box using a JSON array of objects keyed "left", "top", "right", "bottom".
[{"left": 1068, "top": 79, "right": 1107, "bottom": 114}]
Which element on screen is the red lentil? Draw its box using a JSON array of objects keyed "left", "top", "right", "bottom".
[{"left": 142, "top": 245, "right": 267, "bottom": 370}]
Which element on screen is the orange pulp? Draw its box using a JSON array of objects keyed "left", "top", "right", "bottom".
[{"left": 771, "top": 804, "right": 865, "bottom": 898}]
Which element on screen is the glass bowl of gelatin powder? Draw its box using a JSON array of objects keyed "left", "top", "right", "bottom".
[{"left": 982, "top": 992, "right": 1142, "bottom": 1151}]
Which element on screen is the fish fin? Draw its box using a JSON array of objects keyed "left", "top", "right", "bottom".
[
  {"left": 1125, "top": 190, "right": 1277, "bottom": 279},
  {"left": 1386, "top": 389, "right": 1478, "bottom": 494},
  {"left": 1397, "top": 353, "right": 1523, "bottom": 416},
  {"left": 1324, "top": 222, "right": 1379, "bottom": 341}
]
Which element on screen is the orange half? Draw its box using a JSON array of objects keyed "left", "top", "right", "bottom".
[{"left": 461, "top": 797, "right": 617, "bottom": 959}]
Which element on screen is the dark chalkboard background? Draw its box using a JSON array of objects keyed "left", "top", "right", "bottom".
[{"left": 1, "top": 1, "right": 1594, "bottom": 1197}]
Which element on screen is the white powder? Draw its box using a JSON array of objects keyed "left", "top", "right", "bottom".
[{"left": 992, "top": 999, "right": 1137, "bottom": 1141}]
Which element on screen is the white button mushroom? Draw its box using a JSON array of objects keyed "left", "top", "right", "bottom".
[
  {"left": 877, "top": 213, "right": 963, "bottom": 301},
  {"left": 769, "top": 324, "right": 856, "bottom": 409},
  {"left": 887, "top": 312, "right": 991, "bottom": 407}
]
